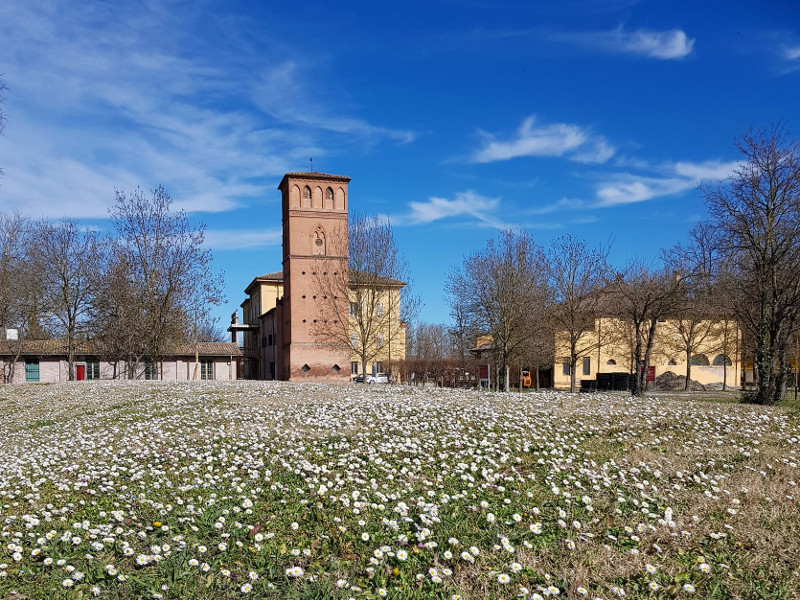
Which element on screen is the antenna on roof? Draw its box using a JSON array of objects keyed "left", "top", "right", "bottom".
[{"left": 309, "top": 156, "right": 316, "bottom": 173}]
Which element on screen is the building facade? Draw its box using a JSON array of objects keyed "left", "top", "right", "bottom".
[
  {"left": 230, "top": 172, "right": 406, "bottom": 382},
  {"left": 553, "top": 317, "right": 742, "bottom": 390},
  {"left": 0, "top": 340, "right": 241, "bottom": 383}
]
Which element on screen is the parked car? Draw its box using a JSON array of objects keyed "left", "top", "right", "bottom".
[
  {"left": 370, "top": 372, "right": 390, "bottom": 384},
  {"left": 352, "top": 373, "right": 391, "bottom": 384}
]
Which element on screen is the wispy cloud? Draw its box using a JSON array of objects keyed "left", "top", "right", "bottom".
[
  {"left": 203, "top": 228, "right": 283, "bottom": 251},
  {"left": 471, "top": 116, "right": 615, "bottom": 164},
  {"left": 401, "top": 190, "right": 504, "bottom": 227},
  {"left": 555, "top": 26, "right": 695, "bottom": 59},
  {"left": 527, "top": 197, "right": 586, "bottom": 215},
  {"left": 595, "top": 160, "right": 738, "bottom": 206},
  {"left": 785, "top": 46, "right": 800, "bottom": 61},
  {"left": 0, "top": 0, "right": 413, "bottom": 219},
  {"left": 251, "top": 61, "right": 417, "bottom": 144}
]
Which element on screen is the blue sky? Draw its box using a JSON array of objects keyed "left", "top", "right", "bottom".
[{"left": 1, "top": 0, "right": 799, "bottom": 329}]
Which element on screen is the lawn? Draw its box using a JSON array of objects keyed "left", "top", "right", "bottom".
[{"left": 0, "top": 382, "right": 798, "bottom": 599}]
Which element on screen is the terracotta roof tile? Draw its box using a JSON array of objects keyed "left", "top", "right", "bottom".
[{"left": 0, "top": 340, "right": 242, "bottom": 357}]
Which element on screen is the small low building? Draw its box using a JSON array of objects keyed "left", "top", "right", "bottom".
[{"left": 0, "top": 340, "right": 241, "bottom": 383}]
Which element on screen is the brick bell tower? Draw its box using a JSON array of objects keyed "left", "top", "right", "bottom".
[{"left": 278, "top": 173, "right": 351, "bottom": 381}]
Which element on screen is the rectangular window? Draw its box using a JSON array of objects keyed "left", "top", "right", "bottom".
[
  {"left": 25, "top": 359, "right": 40, "bottom": 382},
  {"left": 376, "top": 333, "right": 384, "bottom": 348},
  {"left": 562, "top": 359, "right": 570, "bottom": 377},
  {"left": 144, "top": 362, "right": 158, "bottom": 380},
  {"left": 351, "top": 361, "right": 358, "bottom": 375},
  {"left": 583, "top": 357, "right": 591, "bottom": 376},
  {"left": 86, "top": 361, "right": 100, "bottom": 380},
  {"left": 349, "top": 302, "right": 359, "bottom": 317},
  {"left": 375, "top": 361, "right": 384, "bottom": 373},
  {"left": 200, "top": 359, "right": 214, "bottom": 380},
  {"left": 376, "top": 302, "right": 384, "bottom": 318},
  {"left": 350, "top": 333, "right": 358, "bottom": 348}
]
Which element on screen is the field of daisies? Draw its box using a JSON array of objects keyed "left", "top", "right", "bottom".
[{"left": 0, "top": 382, "right": 798, "bottom": 600}]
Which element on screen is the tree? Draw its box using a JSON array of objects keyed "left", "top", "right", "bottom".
[
  {"left": 609, "top": 262, "right": 683, "bottom": 396},
  {"left": 34, "top": 220, "right": 104, "bottom": 380},
  {"left": 194, "top": 317, "right": 228, "bottom": 343},
  {"left": 546, "top": 235, "right": 609, "bottom": 393},
  {"left": 401, "top": 322, "right": 453, "bottom": 386},
  {"left": 447, "top": 230, "right": 548, "bottom": 391},
  {"left": 702, "top": 125, "right": 800, "bottom": 404},
  {"left": 663, "top": 224, "right": 726, "bottom": 390},
  {"left": 313, "top": 214, "right": 416, "bottom": 381},
  {"left": 102, "top": 186, "right": 223, "bottom": 377},
  {"left": 0, "top": 213, "right": 44, "bottom": 382}
]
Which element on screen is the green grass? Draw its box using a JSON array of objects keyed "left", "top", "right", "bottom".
[{"left": 0, "top": 381, "right": 797, "bottom": 599}]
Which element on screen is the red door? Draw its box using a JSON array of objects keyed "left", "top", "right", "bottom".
[{"left": 76, "top": 365, "right": 85, "bottom": 381}]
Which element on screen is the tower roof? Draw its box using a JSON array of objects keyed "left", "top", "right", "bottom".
[{"left": 278, "top": 172, "right": 351, "bottom": 189}]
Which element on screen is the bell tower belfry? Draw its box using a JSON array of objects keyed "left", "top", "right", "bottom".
[{"left": 277, "top": 172, "right": 350, "bottom": 380}]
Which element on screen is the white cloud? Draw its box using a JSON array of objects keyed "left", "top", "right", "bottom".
[
  {"left": 0, "top": 0, "right": 413, "bottom": 220},
  {"left": 251, "top": 61, "right": 417, "bottom": 144},
  {"left": 471, "top": 116, "right": 615, "bottom": 164},
  {"left": 596, "top": 176, "right": 690, "bottom": 206},
  {"left": 672, "top": 160, "right": 739, "bottom": 181},
  {"left": 528, "top": 197, "right": 586, "bottom": 215},
  {"left": 402, "top": 190, "right": 503, "bottom": 227},
  {"left": 557, "top": 26, "right": 694, "bottom": 59},
  {"left": 595, "top": 159, "right": 738, "bottom": 207},
  {"left": 783, "top": 45, "right": 800, "bottom": 61}
]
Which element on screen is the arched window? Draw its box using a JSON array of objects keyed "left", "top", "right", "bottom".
[
  {"left": 325, "top": 187, "right": 334, "bottom": 209},
  {"left": 690, "top": 354, "right": 710, "bottom": 366},
  {"left": 302, "top": 186, "right": 312, "bottom": 207},
  {"left": 712, "top": 354, "right": 732, "bottom": 366},
  {"left": 606, "top": 359, "right": 616, "bottom": 366}
]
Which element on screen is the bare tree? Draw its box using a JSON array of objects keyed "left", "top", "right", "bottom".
[
  {"left": 609, "top": 262, "right": 683, "bottom": 396},
  {"left": 194, "top": 317, "right": 227, "bottom": 343},
  {"left": 400, "top": 322, "right": 453, "bottom": 386},
  {"left": 33, "top": 220, "right": 104, "bottom": 380},
  {"left": 518, "top": 311, "right": 556, "bottom": 391},
  {"left": 663, "top": 224, "right": 727, "bottom": 389},
  {"left": 104, "top": 186, "right": 223, "bottom": 377},
  {"left": 408, "top": 322, "right": 451, "bottom": 361},
  {"left": 93, "top": 250, "right": 146, "bottom": 378},
  {"left": 546, "top": 235, "right": 609, "bottom": 392},
  {"left": 447, "top": 230, "right": 548, "bottom": 391},
  {"left": 313, "top": 214, "right": 416, "bottom": 380},
  {"left": 0, "top": 213, "right": 43, "bottom": 382},
  {"left": 702, "top": 125, "right": 800, "bottom": 404}
]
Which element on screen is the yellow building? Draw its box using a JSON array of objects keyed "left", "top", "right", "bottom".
[
  {"left": 553, "top": 317, "right": 742, "bottom": 391},
  {"left": 347, "top": 280, "right": 407, "bottom": 378}
]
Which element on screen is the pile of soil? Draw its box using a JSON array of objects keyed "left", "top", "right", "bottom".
[{"left": 655, "top": 370, "right": 706, "bottom": 391}]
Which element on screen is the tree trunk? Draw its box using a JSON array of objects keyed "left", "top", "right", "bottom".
[
  {"left": 570, "top": 357, "right": 577, "bottom": 393},
  {"left": 684, "top": 348, "right": 691, "bottom": 391},
  {"left": 755, "top": 319, "right": 773, "bottom": 404}
]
